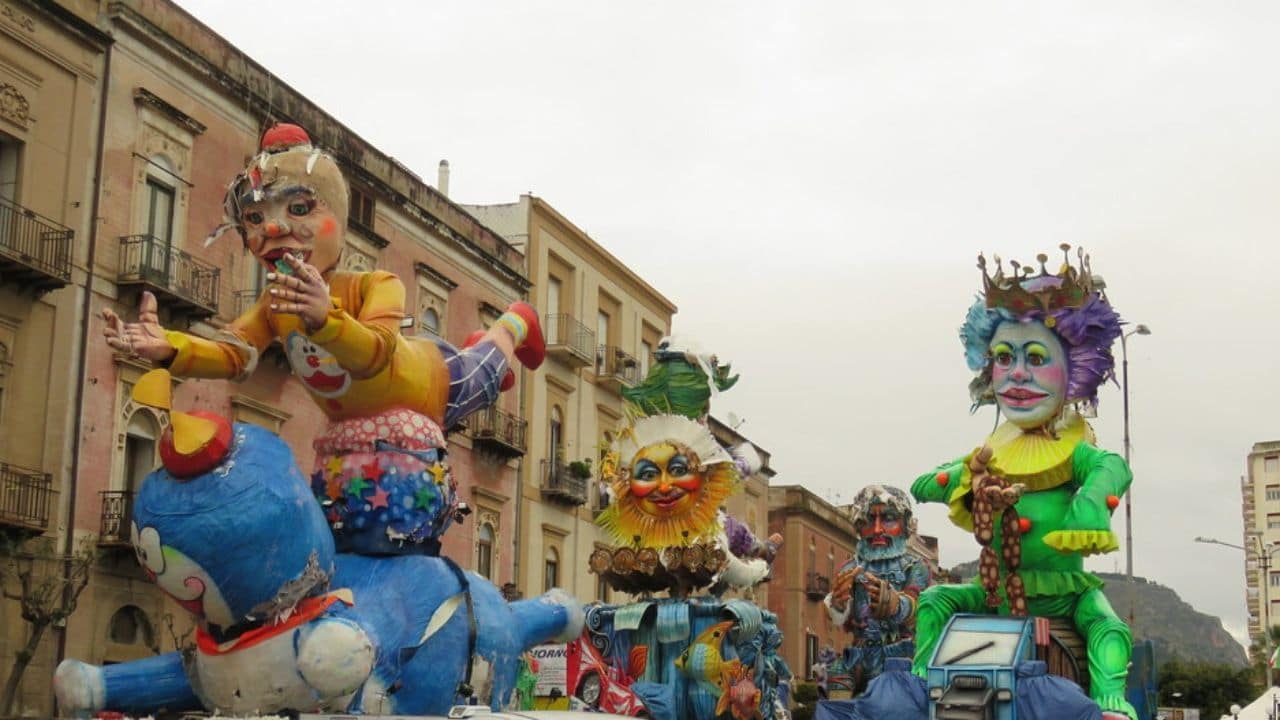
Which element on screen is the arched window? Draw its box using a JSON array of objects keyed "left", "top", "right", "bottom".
[
  {"left": 108, "top": 605, "right": 154, "bottom": 648},
  {"left": 808, "top": 537, "right": 817, "bottom": 572},
  {"left": 544, "top": 546, "right": 560, "bottom": 592},
  {"left": 477, "top": 523, "right": 494, "bottom": 580},
  {"left": 124, "top": 411, "right": 160, "bottom": 494},
  {"left": 421, "top": 307, "right": 441, "bottom": 336}
]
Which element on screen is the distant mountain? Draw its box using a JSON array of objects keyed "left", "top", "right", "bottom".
[{"left": 945, "top": 561, "right": 1248, "bottom": 668}]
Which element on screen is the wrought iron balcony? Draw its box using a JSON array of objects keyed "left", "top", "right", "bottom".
[
  {"left": 117, "top": 235, "right": 219, "bottom": 318},
  {"left": 99, "top": 490, "right": 134, "bottom": 547},
  {"left": 0, "top": 195, "right": 72, "bottom": 294},
  {"left": 459, "top": 406, "right": 528, "bottom": 459},
  {"left": 0, "top": 462, "right": 53, "bottom": 534},
  {"left": 544, "top": 314, "right": 595, "bottom": 368},
  {"left": 595, "top": 345, "right": 639, "bottom": 391},
  {"left": 541, "top": 458, "right": 588, "bottom": 506},
  {"left": 805, "top": 571, "right": 831, "bottom": 601},
  {"left": 234, "top": 288, "right": 260, "bottom": 316}
]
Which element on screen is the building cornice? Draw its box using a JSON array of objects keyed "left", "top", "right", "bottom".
[
  {"left": 413, "top": 262, "right": 459, "bottom": 291},
  {"left": 133, "top": 87, "right": 206, "bottom": 135},
  {"left": 105, "top": 0, "right": 530, "bottom": 293},
  {"left": 769, "top": 484, "right": 858, "bottom": 542},
  {"left": 529, "top": 196, "right": 678, "bottom": 316}
]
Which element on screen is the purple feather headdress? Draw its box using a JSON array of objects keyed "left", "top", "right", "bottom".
[{"left": 960, "top": 249, "right": 1124, "bottom": 410}]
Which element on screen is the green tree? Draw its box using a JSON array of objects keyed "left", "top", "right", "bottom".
[
  {"left": 1158, "top": 658, "right": 1259, "bottom": 719},
  {"left": 1246, "top": 624, "right": 1280, "bottom": 687},
  {"left": 0, "top": 535, "right": 95, "bottom": 716}
]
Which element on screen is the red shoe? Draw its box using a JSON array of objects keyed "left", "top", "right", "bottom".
[
  {"left": 462, "top": 331, "right": 515, "bottom": 392},
  {"left": 507, "top": 302, "right": 545, "bottom": 370}
]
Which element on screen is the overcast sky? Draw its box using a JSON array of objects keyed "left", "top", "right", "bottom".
[{"left": 176, "top": 0, "right": 1280, "bottom": 646}]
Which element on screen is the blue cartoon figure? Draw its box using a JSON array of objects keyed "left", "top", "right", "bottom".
[{"left": 53, "top": 371, "right": 582, "bottom": 717}]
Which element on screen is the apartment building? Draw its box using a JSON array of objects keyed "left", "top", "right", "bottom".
[
  {"left": 0, "top": 1, "right": 108, "bottom": 715},
  {"left": 767, "top": 484, "right": 860, "bottom": 679},
  {"left": 1242, "top": 440, "right": 1280, "bottom": 650},
  {"left": 0, "top": 0, "right": 536, "bottom": 711},
  {"left": 463, "top": 195, "right": 678, "bottom": 602}
]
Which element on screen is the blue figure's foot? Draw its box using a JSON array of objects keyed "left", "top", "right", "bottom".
[{"left": 54, "top": 660, "right": 105, "bottom": 718}]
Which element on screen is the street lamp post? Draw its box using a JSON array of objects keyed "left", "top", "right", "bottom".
[
  {"left": 1197, "top": 535, "right": 1275, "bottom": 687},
  {"left": 1121, "top": 324, "right": 1151, "bottom": 625}
]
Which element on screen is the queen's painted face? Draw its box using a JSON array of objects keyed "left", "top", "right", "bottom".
[{"left": 989, "top": 320, "right": 1068, "bottom": 429}]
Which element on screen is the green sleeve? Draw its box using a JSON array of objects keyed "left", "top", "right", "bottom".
[
  {"left": 1063, "top": 442, "right": 1132, "bottom": 531},
  {"left": 1042, "top": 442, "right": 1131, "bottom": 555},
  {"left": 911, "top": 457, "right": 967, "bottom": 505}
]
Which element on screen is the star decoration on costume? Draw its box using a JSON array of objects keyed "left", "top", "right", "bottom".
[
  {"left": 326, "top": 456, "right": 345, "bottom": 479},
  {"left": 347, "top": 475, "right": 371, "bottom": 497},
  {"left": 370, "top": 485, "right": 390, "bottom": 509},
  {"left": 326, "top": 475, "right": 345, "bottom": 501},
  {"left": 414, "top": 486, "right": 437, "bottom": 509},
  {"left": 362, "top": 459, "right": 382, "bottom": 481},
  {"left": 429, "top": 463, "right": 447, "bottom": 486}
]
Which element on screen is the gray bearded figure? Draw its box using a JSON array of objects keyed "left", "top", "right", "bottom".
[{"left": 824, "top": 485, "right": 931, "bottom": 694}]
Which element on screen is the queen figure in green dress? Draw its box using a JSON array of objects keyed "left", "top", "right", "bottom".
[{"left": 910, "top": 246, "right": 1136, "bottom": 720}]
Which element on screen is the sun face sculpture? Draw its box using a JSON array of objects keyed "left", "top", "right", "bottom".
[{"left": 597, "top": 414, "right": 738, "bottom": 548}]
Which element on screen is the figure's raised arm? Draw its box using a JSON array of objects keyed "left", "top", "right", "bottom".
[
  {"left": 1042, "top": 443, "right": 1131, "bottom": 555},
  {"left": 301, "top": 269, "right": 403, "bottom": 380},
  {"left": 910, "top": 455, "right": 969, "bottom": 505}
]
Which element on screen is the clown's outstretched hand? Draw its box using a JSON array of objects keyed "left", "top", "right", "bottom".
[{"left": 103, "top": 291, "right": 176, "bottom": 363}]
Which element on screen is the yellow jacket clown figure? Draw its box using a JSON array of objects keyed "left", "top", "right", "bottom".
[{"left": 103, "top": 124, "right": 544, "bottom": 555}]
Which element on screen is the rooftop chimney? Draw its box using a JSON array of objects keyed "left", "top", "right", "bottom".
[{"left": 438, "top": 159, "right": 450, "bottom": 197}]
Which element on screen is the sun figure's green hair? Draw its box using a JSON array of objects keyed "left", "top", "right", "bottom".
[{"left": 622, "top": 346, "right": 738, "bottom": 420}]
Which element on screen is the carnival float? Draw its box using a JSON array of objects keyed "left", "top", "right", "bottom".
[
  {"left": 51, "top": 125, "right": 583, "bottom": 717},
  {"left": 43, "top": 116, "right": 1149, "bottom": 720},
  {"left": 567, "top": 339, "right": 790, "bottom": 720},
  {"left": 816, "top": 247, "right": 1144, "bottom": 720},
  {"left": 822, "top": 484, "right": 931, "bottom": 696}
]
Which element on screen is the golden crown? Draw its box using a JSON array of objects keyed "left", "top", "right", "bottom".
[{"left": 979, "top": 243, "right": 1096, "bottom": 314}]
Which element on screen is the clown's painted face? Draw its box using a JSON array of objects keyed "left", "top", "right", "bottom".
[
  {"left": 856, "top": 502, "right": 908, "bottom": 560},
  {"left": 241, "top": 187, "right": 342, "bottom": 275},
  {"left": 628, "top": 442, "right": 704, "bottom": 518},
  {"left": 989, "top": 321, "right": 1068, "bottom": 429},
  {"left": 131, "top": 521, "right": 236, "bottom": 629}
]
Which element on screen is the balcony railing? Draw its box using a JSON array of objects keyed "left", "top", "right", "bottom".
[
  {"left": 595, "top": 345, "right": 639, "bottom": 390},
  {"left": 544, "top": 314, "right": 595, "bottom": 368},
  {"left": 99, "top": 490, "right": 134, "bottom": 547},
  {"left": 459, "top": 406, "right": 528, "bottom": 459},
  {"left": 0, "top": 462, "right": 53, "bottom": 533},
  {"left": 234, "top": 288, "right": 261, "bottom": 316},
  {"left": 540, "top": 458, "right": 588, "bottom": 506},
  {"left": 805, "top": 571, "right": 831, "bottom": 601},
  {"left": 0, "top": 195, "right": 72, "bottom": 294},
  {"left": 117, "top": 235, "right": 219, "bottom": 318}
]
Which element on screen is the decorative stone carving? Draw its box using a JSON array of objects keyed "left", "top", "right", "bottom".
[
  {"left": 0, "top": 83, "right": 30, "bottom": 128},
  {"left": 342, "top": 245, "right": 375, "bottom": 273}
]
